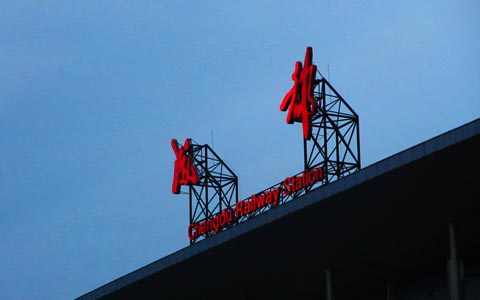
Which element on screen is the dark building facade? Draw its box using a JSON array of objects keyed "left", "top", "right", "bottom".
[{"left": 76, "top": 118, "right": 480, "bottom": 300}]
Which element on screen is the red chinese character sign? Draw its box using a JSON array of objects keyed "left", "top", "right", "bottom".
[
  {"left": 171, "top": 138, "right": 199, "bottom": 194},
  {"left": 280, "top": 47, "right": 317, "bottom": 140}
]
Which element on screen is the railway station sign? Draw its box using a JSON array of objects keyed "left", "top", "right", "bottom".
[{"left": 170, "top": 46, "right": 361, "bottom": 243}]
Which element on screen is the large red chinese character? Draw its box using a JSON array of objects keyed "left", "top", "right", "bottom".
[
  {"left": 171, "top": 138, "right": 199, "bottom": 194},
  {"left": 280, "top": 47, "right": 317, "bottom": 140}
]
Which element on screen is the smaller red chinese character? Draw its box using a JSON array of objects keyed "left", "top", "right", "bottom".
[
  {"left": 171, "top": 138, "right": 199, "bottom": 194},
  {"left": 280, "top": 47, "right": 317, "bottom": 140}
]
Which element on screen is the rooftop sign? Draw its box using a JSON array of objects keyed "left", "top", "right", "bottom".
[{"left": 171, "top": 47, "right": 361, "bottom": 244}]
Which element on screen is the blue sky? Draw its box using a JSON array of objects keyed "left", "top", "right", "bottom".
[{"left": 0, "top": 1, "right": 479, "bottom": 299}]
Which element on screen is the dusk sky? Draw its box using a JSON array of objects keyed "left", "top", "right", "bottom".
[{"left": 1, "top": 1, "right": 479, "bottom": 299}]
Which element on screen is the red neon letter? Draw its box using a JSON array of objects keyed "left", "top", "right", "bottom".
[
  {"left": 280, "top": 47, "right": 317, "bottom": 140},
  {"left": 188, "top": 223, "right": 197, "bottom": 240},
  {"left": 171, "top": 138, "right": 199, "bottom": 194}
]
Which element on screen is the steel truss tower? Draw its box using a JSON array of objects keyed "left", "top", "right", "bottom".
[
  {"left": 188, "top": 141, "right": 238, "bottom": 244},
  {"left": 305, "top": 75, "right": 361, "bottom": 183}
]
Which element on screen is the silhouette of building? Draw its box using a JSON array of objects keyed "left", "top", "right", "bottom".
[{"left": 76, "top": 118, "right": 480, "bottom": 300}]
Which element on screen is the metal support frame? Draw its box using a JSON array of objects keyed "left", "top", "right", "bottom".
[
  {"left": 186, "top": 70, "right": 361, "bottom": 242},
  {"left": 187, "top": 141, "right": 238, "bottom": 244},
  {"left": 235, "top": 75, "right": 360, "bottom": 223},
  {"left": 305, "top": 75, "right": 361, "bottom": 183}
]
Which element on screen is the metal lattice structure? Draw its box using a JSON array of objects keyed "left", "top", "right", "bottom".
[
  {"left": 235, "top": 75, "right": 361, "bottom": 223},
  {"left": 188, "top": 141, "right": 238, "bottom": 244},
  {"left": 183, "top": 51, "right": 360, "bottom": 243},
  {"left": 305, "top": 75, "right": 361, "bottom": 183}
]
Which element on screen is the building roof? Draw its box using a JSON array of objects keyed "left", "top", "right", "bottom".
[{"left": 76, "top": 118, "right": 480, "bottom": 300}]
